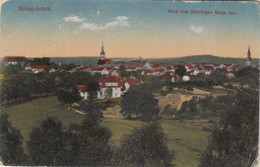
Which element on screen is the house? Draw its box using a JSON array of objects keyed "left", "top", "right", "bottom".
[
  {"left": 183, "top": 64, "right": 193, "bottom": 72},
  {"left": 223, "top": 72, "right": 235, "bottom": 79},
  {"left": 160, "top": 75, "right": 179, "bottom": 82},
  {"left": 77, "top": 85, "right": 88, "bottom": 100},
  {"left": 97, "top": 75, "right": 125, "bottom": 99},
  {"left": 228, "top": 64, "right": 240, "bottom": 71},
  {"left": 202, "top": 65, "right": 214, "bottom": 75},
  {"left": 47, "top": 68, "right": 56, "bottom": 73},
  {"left": 182, "top": 75, "right": 190, "bottom": 82},
  {"left": 110, "top": 69, "right": 121, "bottom": 77},
  {"left": 116, "top": 61, "right": 151, "bottom": 70},
  {"left": 172, "top": 64, "right": 181, "bottom": 70},
  {"left": 90, "top": 67, "right": 112, "bottom": 75},
  {"left": 152, "top": 69, "right": 165, "bottom": 76},
  {"left": 126, "top": 67, "right": 137, "bottom": 72},
  {"left": 2, "top": 56, "right": 27, "bottom": 67},
  {"left": 122, "top": 77, "right": 142, "bottom": 90},
  {"left": 152, "top": 64, "right": 165, "bottom": 69},
  {"left": 25, "top": 65, "right": 47, "bottom": 73},
  {"left": 165, "top": 66, "right": 174, "bottom": 73},
  {"left": 141, "top": 69, "right": 153, "bottom": 76}
]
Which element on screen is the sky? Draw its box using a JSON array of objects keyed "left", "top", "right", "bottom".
[{"left": 1, "top": 0, "right": 260, "bottom": 59}]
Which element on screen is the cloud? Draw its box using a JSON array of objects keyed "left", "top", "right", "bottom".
[
  {"left": 188, "top": 25, "right": 205, "bottom": 34},
  {"left": 63, "top": 15, "right": 85, "bottom": 23},
  {"left": 79, "top": 16, "right": 130, "bottom": 31}
]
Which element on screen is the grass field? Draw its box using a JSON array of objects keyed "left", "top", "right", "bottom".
[{"left": 2, "top": 96, "right": 213, "bottom": 167}]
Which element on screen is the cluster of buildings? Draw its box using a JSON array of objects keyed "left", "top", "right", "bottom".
[
  {"left": 1, "top": 45, "right": 255, "bottom": 99},
  {"left": 77, "top": 75, "right": 142, "bottom": 100}
]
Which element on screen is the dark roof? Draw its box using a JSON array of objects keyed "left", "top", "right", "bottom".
[
  {"left": 2, "top": 56, "right": 27, "bottom": 62},
  {"left": 97, "top": 59, "right": 112, "bottom": 65}
]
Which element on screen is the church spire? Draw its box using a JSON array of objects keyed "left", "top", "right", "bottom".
[
  {"left": 247, "top": 45, "right": 252, "bottom": 61},
  {"left": 100, "top": 43, "right": 105, "bottom": 59},
  {"left": 245, "top": 45, "right": 252, "bottom": 67}
]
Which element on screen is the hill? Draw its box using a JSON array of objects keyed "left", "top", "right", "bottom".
[
  {"left": 48, "top": 55, "right": 259, "bottom": 66},
  {"left": 146, "top": 55, "right": 259, "bottom": 66}
]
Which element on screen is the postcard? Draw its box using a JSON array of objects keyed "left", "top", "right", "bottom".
[{"left": 0, "top": 0, "right": 259, "bottom": 166}]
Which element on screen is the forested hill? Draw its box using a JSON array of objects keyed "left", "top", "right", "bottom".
[
  {"left": 48, "top": 55, "right": 259, "bottom": 66},
  {"left": 147, "top": 55, "right": 259, "bottom": 66}
]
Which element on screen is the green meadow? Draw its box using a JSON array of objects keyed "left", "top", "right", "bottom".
[{"left": 2, "top": 96, "right": 212, "bottom": 167}]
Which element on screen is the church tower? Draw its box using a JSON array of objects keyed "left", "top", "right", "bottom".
[
  {"left": 245, "top": 46, "right": 252, "bottom": 66},
  {"left": 100, "top": 43, "right": 105, "bottom": 60}
]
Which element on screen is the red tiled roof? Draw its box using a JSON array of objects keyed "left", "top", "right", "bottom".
[
  {"left": 98, "top": 75, "right": 124, "bottom": 87},
  {"left": 160, "top": 75, "right": 179, "bottom": 81},
  {"left": 202, "top": 65, "right": 214, "bottom": 71},
  {"left": 183, "top": 64, "right": 193, "bottom": 69},
  {"left": 29, "top": 65, "right": 46, "bottom": 69},
  {"left": 2, "top": 56, "right": 27, "bottom": 62},
  {"left": 123, "top": 77, "right": 142, "bottom": 85},
  {"left": 80, "top": 66, "right": 89, "bottom": 70},
  {"left": 166, "top": 66, "right": 172, "bottom": 70},
  {"left": 224, "top": 64, "right": 231, "bottom": 67},
  {"left": 153, "top": 69, "right": 165, "bottom": 73},
  {"left": 197, "top": 67, "right": 203, "bottom": 70},
  {"left": 172, "top": 64, "right": 181, "bottom": 69},
  {"left": 152, "top": 64, "right": 161, "bottom": 68},
  {"left": 77, "top": 85, "right": 87, "bottom": 92},
  {"left": 212, "top": 64, "right": 220, "bottom": 67},
  {"left": 97, "top": 59, "right": 112, "bottom": 65},
  {"left": 230, "top": 64, "right": 240, "bottom": 69}
]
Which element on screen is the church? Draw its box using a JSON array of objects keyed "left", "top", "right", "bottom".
[
  {"left": 97, "top": 44, "right": 112, "bottom": 65},
  {"left": 245, "top": 46, "right": 253, "bottom": 67}
]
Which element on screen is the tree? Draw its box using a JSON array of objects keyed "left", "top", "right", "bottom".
[
  {"left": 57, "top": 87, "right": 82, "bottom": 103},
  {"left": 175, "top": 65, "right": 186, "bottom": 79},
  {"left": 121, "top": 85, "right": 159, "bottom": 121},
  {"left": 104, "top": 88, "right": 113, "bottom": 99},
  {"left": 0, "top": 113, "right": 27, "bottom": 165},
  {"left": 112, "top": 122, "right": 174, "bottom": 167},
  {"left": 235, "top": 66, "right": 259, "bottom": 87},
  {"left": 27, "top": 117, "right": 76, "bottom": 166},
  {"left": 199, "top": 88, "right": 259, "bottom": 167},
  {"left": 70, "top": 104, "right": 112, "bottom": 166},
  {"left": 30, "top": 57, "right": 51, "bottom": 65}
]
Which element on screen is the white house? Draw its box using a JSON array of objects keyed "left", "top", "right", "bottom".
[
  {"left": 182, "top": 75, "right": 190, "bottom": 82},
  {"left": 97, "top": 75, "right": 125, "bottom": 99},
  {"left": 90, "top": 67, "right": 112, "bottom": 75}
]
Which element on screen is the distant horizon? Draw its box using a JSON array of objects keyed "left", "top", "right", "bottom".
[{"left": 1, "top": 54, "right": 258, "bottom": 60}]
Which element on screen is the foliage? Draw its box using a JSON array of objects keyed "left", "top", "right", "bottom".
[
  {"left": 175, "top": 65, "right": 186, "bottom": 78},
  {"left": 57, "top": 87, "right": 82, "bottom": 103},
  {"left": 60, "top": 63, "right": 76, "bottom": 71},
  {"left": 0, "top": 113, "right": 26, "bottom": 165},
  {"left": 26, "top": 117, "right": 76, "bottom": 166},
  {"left": 199, "top": 88, "right": 259, "bottom": 167},
  {"left": 0, "top": 66, "right": 57, "bottom": 103},
  {"left": 190, "top": 73, "right": 228, "bottom": 88},
  {"left": 30, "top": 57, "right": 51, "bottom": 65},
  {"left": 121, "top": 85, "right": 159, "bottom": 121},
  {"left": 161, "top": 105, "right": 177, "bottom": 119},
  {"left": 112, "top": 122, "right": 174, "bottom": 167},
  {"left": 104, "top": 88, "right": 113, "bottom": 99},
  {"left": 234, "top": 66, "right": 259, "bottom": 87},
  {"left": 55, "top": 71, "right": 100, "bottom": 103},
  {"left": 70, "top": 104, "right": 112, "bottom": 166},
  {"left": 176, "top": 95, "right": 234, "bottom": 120}
]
